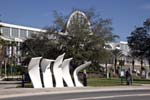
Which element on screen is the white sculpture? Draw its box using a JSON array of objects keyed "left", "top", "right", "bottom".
[
  {"left": 73, "top": 61, "right": 91, "bottom": 87},
  {"left": 28, "top": 54, "right": 91, "bottom": 88},
  {"left": 28, "top": 57, "right": 42, "bottom": 88},
  {"left": 41, "top": 58, "right": 54, "bottom": 88},
  {"left": 53, "top": 53, "right": 65, "bottom": 87},
  {"left": 62, "top": 58, "right": 74, "bottom": 87}
]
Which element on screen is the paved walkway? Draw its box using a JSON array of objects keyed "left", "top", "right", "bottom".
[
  {"left": 0, "top": 86, "right": 150, "bottom": 99},
  {"left": 0, "top": 81, "right": 21, "bottom": 89}
]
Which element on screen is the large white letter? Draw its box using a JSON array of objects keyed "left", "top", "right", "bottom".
[
  {"left": 28, "top": 57, "right": 42, "bottom": 88},
  {"left": 53, "top": 53, "right": 65, "bottom": 87},
  {"left": 41, "top": 59, "right": 54, "bottom": 88},
  {"left": 73, "top": 61, "right": 91, "bottom": 87},
  {"left": 62, "top": 58, "right": 74, "bottom": 87}
]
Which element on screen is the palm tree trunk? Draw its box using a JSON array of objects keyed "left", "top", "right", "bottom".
[
  {"left": 114, "top": 58, "right": 117, "bottom": 74},
  {"left": 149, "top": 59, "right": 150, "bottom": 71},
  {"left": 141, "top": 59, "right": 143, "bottom": 70},
  {"left": 0, "top": 62, "right": 2, "bottom": 78},
  {"left": 132, "top": 59, "right": 135, "bottom": 72},
  {"left": 140, "top": 59, "right": 144, "bottom": 78}
]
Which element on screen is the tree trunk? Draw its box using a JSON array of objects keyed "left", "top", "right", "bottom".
[
  {"left": 141, "top": 59, "right": 143, "bottom": 70},
  {"left": 114, "top": 58, "right": 117, "bottom": 74},
  {"left": 0, "top": 62, "right": 2, "bottom": 78},
  {"left": 149, "top": 59, "right": 150, "bottom": 71},
  {"left": 4, "top": 58, "right": 7, "bottom": 78},
  {"left": 140, "top": 59, "right": 144, "bottom": 78},
  {"left": 147, "top": 59, "right": 150, "bottom": 79},
  {"left": 105, "top": 62, "right": 108, "bottom": 79},
  {"left": 132, "top": 59, "right": 135, "bottom": 72}
]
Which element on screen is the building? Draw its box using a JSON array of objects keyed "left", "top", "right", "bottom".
[
  {"left": 0, "top": 22, "right": 46, "bottom": 42},
  {"left": 109, "top": 41, "right": 130, "bottom": 56},
  {"left": 109, "top": 41, "right": 149, "bottom": 73},
  {"left": 0, "top": 22, "right": 46, "bottom": 66}
]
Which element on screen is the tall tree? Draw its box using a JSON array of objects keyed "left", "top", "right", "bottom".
[
  {"left": 0, "top": 23, "right": 7, "bottom": 77},
  {"left": 21, "top": 27, "right": 61, "bottom": 65},
  {"left": 127, "top": 27, "right": 148, "bottom": 70},
  {"left": 143, "top": 19, "right": 150, "bottom": 70},
  {"left": 21, "top": 9, "right": 117, "bottom": 71},
  {"left": 54, "top": 9, "right": 117, "bottom": 70},
  {"left": 111, "top": 49, "right": 123, "bottom": 74}
]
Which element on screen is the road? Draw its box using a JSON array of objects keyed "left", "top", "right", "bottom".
[{"left": 1, "top": 89, "right": 150, "bottom": 100}]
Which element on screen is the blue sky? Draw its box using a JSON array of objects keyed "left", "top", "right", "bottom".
[{"left": 1, "top": 0, "right": 150, "bottom": 41}]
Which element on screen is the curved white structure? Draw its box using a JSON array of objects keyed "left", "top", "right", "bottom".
[
  {"left": 53, "top": 53, "right": 65, "bottom": 87},
  {"left": 28, "top": 57, "right": 42, "bottom": 88},
  {"left": 41, "top": 58, "right": 54, "bottom": 88},
  {"left": 73, "top": 61, "right": 91, "bottom": 87},
  {"left": 66, "top": 10, "right": 92, "bottom": 33},
  {"left": 62, "top": 58, "right": 74, "bottom": 87}
]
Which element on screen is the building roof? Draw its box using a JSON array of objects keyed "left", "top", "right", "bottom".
[{"left": 0, "top": 22, "right": 46, "bottom": 32}]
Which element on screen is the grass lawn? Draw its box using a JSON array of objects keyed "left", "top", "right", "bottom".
[
  {"left": 87, "top": 78, "right": 150, "bottom": 86},
  {"left": 18, "top": 78, "right": 150, "bottom": 88}
]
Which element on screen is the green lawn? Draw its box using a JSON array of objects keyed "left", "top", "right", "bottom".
[
  {"left": 133, "top": 79, "right": 150, "bottom": 84},
  {"left": 18, "top": 78, "right": 150, "bottom": 88},
  {"left": 87, "top": 78, "right": 150, "bottom": 86}
]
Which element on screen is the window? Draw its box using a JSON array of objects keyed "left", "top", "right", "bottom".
[
  {"left": 2, "top": 27, "right": 10, "bottom": 38},
  {"left": 28, "top": 30, "right": 35, "bottom": 38},
  {"left": 12, "top": 28, "right": 19, "bottom": 38},
  {"left": 20, "top": 29, "right": 27, "bottom": 39}
]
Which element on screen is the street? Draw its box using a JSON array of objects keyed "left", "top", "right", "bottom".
[{"left": 1, "top": 89, "right": 150, "bottom": 100}]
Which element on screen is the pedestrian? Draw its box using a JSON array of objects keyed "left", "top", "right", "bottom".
[
  {"left": 83, "top": 70, "right": 87, "bottom": 86},
  {"left": 125, "top": 68, "right": 132, "bottom": 85}
]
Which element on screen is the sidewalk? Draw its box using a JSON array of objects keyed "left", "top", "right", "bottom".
[
  {"left": 0, "top": 86, "right": 150, "bottom": 99},
  {"left": 0, "top": 81, "right": 21, "bottom": 89}
]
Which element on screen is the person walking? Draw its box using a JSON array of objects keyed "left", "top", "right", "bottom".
[
  {"left": 126, "top": 68, "right": 132, "bottom": 85},
  {"left": 83, "top": 70, "right": 87, "bottom": 86}
]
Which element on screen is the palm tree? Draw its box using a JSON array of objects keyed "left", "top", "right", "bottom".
[
  {"left": 0, "top": 24, "right": 5, "bottom": 77},
  {"left": 111, "top": 49, "right": 123, "bottom": 74},
  {"left": 0, "top": 24, "right": 9, "bottom": 78},
  {"left": 127, "top": 51, "right": 136, "bottom": 72}
]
